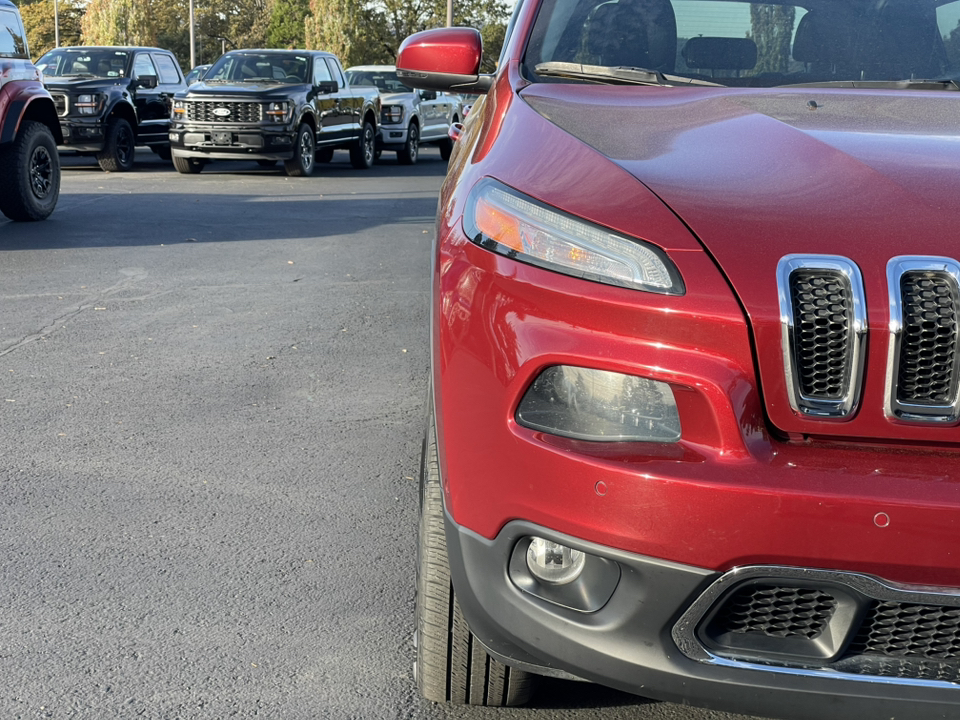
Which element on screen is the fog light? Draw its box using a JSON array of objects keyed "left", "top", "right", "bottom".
[
  {"left": 517, "top": 366, "right": 681, "bottom": 442},
  {"left": 526, "top": 537, "right": 585, "bottom": 585}
]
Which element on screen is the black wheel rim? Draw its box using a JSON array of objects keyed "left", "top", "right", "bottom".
[
  {"left": 410, "top": 127, "right": 419, "bottom": 161},
  {"left": 300, "top": 129, "right": 314, "bottom": 169},
  {"left": 29, "top": 146, "right": 53, "bottom": 199},
  {"left": 364, "top": 126, "right": 374, "bottom": 164},
  {"left": 117, "top": 127, "right": 134, "bottom": 165}
]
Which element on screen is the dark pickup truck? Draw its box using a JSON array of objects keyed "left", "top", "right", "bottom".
[
  {"left": 36, "top": 46, "right": 186, "bottom": 171},
  {"left": 169, "top": 49, "right": 381, "bottom": 176}
]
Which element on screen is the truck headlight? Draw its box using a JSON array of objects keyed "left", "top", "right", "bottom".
[
  {"left": 381, "top": 105, "right": 403, "bottom": 124},
  {"left": 464, "top": 178, "right": 684, "bottom": 295},
  {"left": 172, "top": 100, "right": 186, "bottom": 120},
  {"left": 265, "top": 101, "right": 290, "bottom": 122},
  {"left": 76, "top": 93, "right": 102, "bottom": 115}
]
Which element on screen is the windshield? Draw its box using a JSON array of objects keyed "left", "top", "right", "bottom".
[
  {"left": 37, "top": 49, "right": 130, "bottom": 78},
  {"left": 345, "top": 69, "right": 414, "bottom": 92},
  {"left": 204, "top": 52, "right": 310, "bottom": 83},
  {"left": 524, "top": 0, "right": 960, "bottom": 88}
]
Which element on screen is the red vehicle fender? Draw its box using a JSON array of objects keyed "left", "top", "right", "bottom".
[{"left": 0, "top": 79, "right": 63, "bottom": 145}]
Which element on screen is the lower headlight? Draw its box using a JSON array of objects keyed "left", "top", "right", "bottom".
[{"left": 516, "top": 366, "right": 681, "bottom": 442}]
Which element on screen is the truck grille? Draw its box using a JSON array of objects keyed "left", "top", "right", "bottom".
[
  {"left": 51, "top": 93, "right": 67, "bottom": 117},
  {"left": 886, "top": 258, "right": 960, "bottom": 422},
  {"left": 777, "top": 256, "right": 867, "bottom": 419},
  {"left": 184, "top": 100, "right": 263, "bottom": 123},
  {"left": 708, "top": 584, "right": 837, "bottom": 640}
]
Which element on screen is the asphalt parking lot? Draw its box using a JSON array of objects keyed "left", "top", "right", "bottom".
[{"left": 0, "top": 149, "right": 762, "bottom": 720}]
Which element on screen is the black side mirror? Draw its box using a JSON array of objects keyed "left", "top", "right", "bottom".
[
  {"left": 315, "top": 80, "right": 339, "bottom": 94},
  {"left": 137, "top": 75, "right": 159, "bottom": 89}
]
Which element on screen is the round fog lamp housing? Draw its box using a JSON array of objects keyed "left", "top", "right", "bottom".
[{"left": 526, "top": 537, "right": 585, "bottom": 585}]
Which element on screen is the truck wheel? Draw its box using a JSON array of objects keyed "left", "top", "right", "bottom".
[
  {"left": 172, "top": 154, "right": 205, "bottom": 174},
  {"left": 398, "top": 122, "right": 419, "bottom": 165},
  {"left": 97, "top": 117, "right": 136, "bottom": 172},
  {"left": 0, "top": 121, "right": 61, "bottom": 222},
  {"left": 285, "top": 123, "right": 316, "bottom": 177},
  {"left": 350, "top": 120, "right": 376, "bottom": 169},
  {"left": 439, "top": 137, "right": 454, "bottom": 162},
  {"left": 415, "top": 411, "right": 537, "bottom": 706},
  {"left": 315, "top": 147, "right": 333, "bottom": 163}
]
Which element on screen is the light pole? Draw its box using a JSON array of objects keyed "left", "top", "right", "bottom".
[
  {"left": 446, "top": 0, "right": 453, "bottom": 27},
  {"left": 54, "top": 0, "right": 59, "bottom": 47},
  {"left": 189, "top": 0, "right": 196, "bottom": 69}
]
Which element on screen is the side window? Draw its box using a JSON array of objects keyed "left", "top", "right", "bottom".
[
  {"left": 0, "top": 9, "right": 28, "bottom": 58},
  {"left": 313, "top": 57, "right": 333, "bottom": 84},
  {"left": 134, "top": 53, "right": 158, "bottom": 79},
  {"left": 938, "top": 0, "right": 960, "bottom": 67},
  {"left": 152, "top": 53, "right": 182, "bottom": 84},
  {"left": 325, "top": 57, "right": 346, "bottom": 88}
]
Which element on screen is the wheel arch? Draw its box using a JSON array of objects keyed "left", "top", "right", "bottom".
[
  {"left": 20, "top": 97, "right": 63, "bottom": 145},
  {"left": 106, "top": 100, "right": 139, "bottom": 138}
]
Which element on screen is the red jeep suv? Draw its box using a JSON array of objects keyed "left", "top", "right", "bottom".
[
  {"left": 0, "top": 0, "right": 61, "bottom": 221},
  {"left": 400, "top": 0, "right": 960, "bottom": 717}
]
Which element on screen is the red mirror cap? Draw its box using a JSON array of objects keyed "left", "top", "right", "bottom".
[
  {"left": 398, "top": 27, "right": 482, "bottom": 76},
  {"left": 396, "top": 27, "right": 493, "bottom": 94}
]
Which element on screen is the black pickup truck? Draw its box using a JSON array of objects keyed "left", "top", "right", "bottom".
[
  {"left": 169, "top": 50, "right": 381, "bottom": 176},
  {"left": 36, "top": 46, "right": 186, "bottom": 172}
]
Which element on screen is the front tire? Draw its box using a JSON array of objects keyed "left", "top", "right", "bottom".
[
  {"left": 397, "top": 122, "right": 419, "bottom": 165},
  {"left": 97, "top": 117, "right": 136, "bottom": 172},
  {"left": 172, "top": 154, "right": 205, "bottom": 174},
  {"left": 439, "top": 136, "right": 454, "bottom": 162},
  {"left": 0, "top": 121, "right": 61, "bottom": 222},
  {"left": 416, "top": 412, "right": 537, "bottom": 706},
  {"left": 350, "top": 119, "right": 376, "bottom": 169},
  {"left": 285, "top": 123, "right": 316, "bottom": 177}
]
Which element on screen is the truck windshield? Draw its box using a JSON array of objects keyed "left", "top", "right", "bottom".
[
  {"left": 523, "top": 0, "right": 960, "bottom": 89},
  {"left": 345, "top": 69, "right": 414, "bottom": 92},
  {"left": 37, "top": 49, "right": 130, "bottom": 78},
  {"left": 204, "top": 53, "right": 310, "bottom": 83}
]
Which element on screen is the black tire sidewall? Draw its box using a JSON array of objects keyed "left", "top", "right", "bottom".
[{"left": 0, "top": 121, "right": 61, "bottom": 221}]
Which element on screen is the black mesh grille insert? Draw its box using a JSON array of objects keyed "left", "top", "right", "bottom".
[
  {"left": 711, "top": 585, "right": 838, "bottom": 640},
  {"left": 897, "top": 272, "right": 959, "bottom": 406},
  {"left": 849, "top": 600, "right": 960, "bottom": 660},
  {"left": 185, "top": 100, "right": 263, "bottom": 123},
  {"left": 789, "top": 271, "right": 851, "bottom": 400}
]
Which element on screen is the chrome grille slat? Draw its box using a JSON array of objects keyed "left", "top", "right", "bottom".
[
  {"left": 777, "top": 255, "right": 867, "bottom": 419},
  {"left": 886, "top": 257, "right": 960, "bottom": 423},
  {"left": 184, "top": 100, "right": 263, "bottom": 123}
]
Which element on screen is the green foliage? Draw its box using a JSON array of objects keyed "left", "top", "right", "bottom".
[
  {"left": 749, "top": 3, "right": 794, "bottom": 74},
  {"left": 267, "top": 0, "right": 310, "bottom": 48},
  {"left": 19, "top": 0, "right": 83, "bottom": 59}
]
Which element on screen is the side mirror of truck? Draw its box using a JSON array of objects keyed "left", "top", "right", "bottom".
[
  {"left": 136, "top": 75, "right": 159, "bottom": 89},
  {"left": 315, "top": 80, "right": 339, "bottom": 94},
  {"left": 396, "top": 27, "right": 494, "bottom": 94}
]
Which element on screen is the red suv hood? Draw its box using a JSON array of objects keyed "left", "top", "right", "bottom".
[{"left": 522, "top": 83, "right": 960, "bottom": 443}]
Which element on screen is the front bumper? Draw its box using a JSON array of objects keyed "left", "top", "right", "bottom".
[
  {"left": 58, "top": 117, "right": 105, "bottom": 151},
  {"left": 169, "top": 124, "right": 295, "bottom": 161},
  {"left": 379, "top": 123, "right": 408, "bottom": 150},
  {"left": 447, "top": 510, "right": 960, "bottom": 719}
]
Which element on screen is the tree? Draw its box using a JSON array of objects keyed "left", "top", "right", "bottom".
[
  {"left": 749, "top": 3, "right": 795, "bottom": 75},
  {"left": 267, "top": 0, "right": 310, "bottom": 48},
  {"left": 305, "top": 0, "right": 509, "bottom": 69},
  {"left": 19, "top": 0, "right": 84, "bottom": 59}
]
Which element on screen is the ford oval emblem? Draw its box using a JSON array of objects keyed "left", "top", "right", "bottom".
[{"left": 213, "top": 107, "right": 231, "bottom": 117}]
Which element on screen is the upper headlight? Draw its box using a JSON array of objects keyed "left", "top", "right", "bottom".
[
  {"left": 381, "top": 105, "right": 403, "bottom": 124},
  {"left": 75, "top": 93, "right": 102, "bottom": 115},
  {"left": 463, "top": 178, "right": 684, "bottom": 295},
  {"left": 265, "top": 101, "right": 290, "bottom": 122}
]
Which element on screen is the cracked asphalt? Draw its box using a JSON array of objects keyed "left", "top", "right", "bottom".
[{"left": 0, "top": 149, "right": 761, "bottom": 720}]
